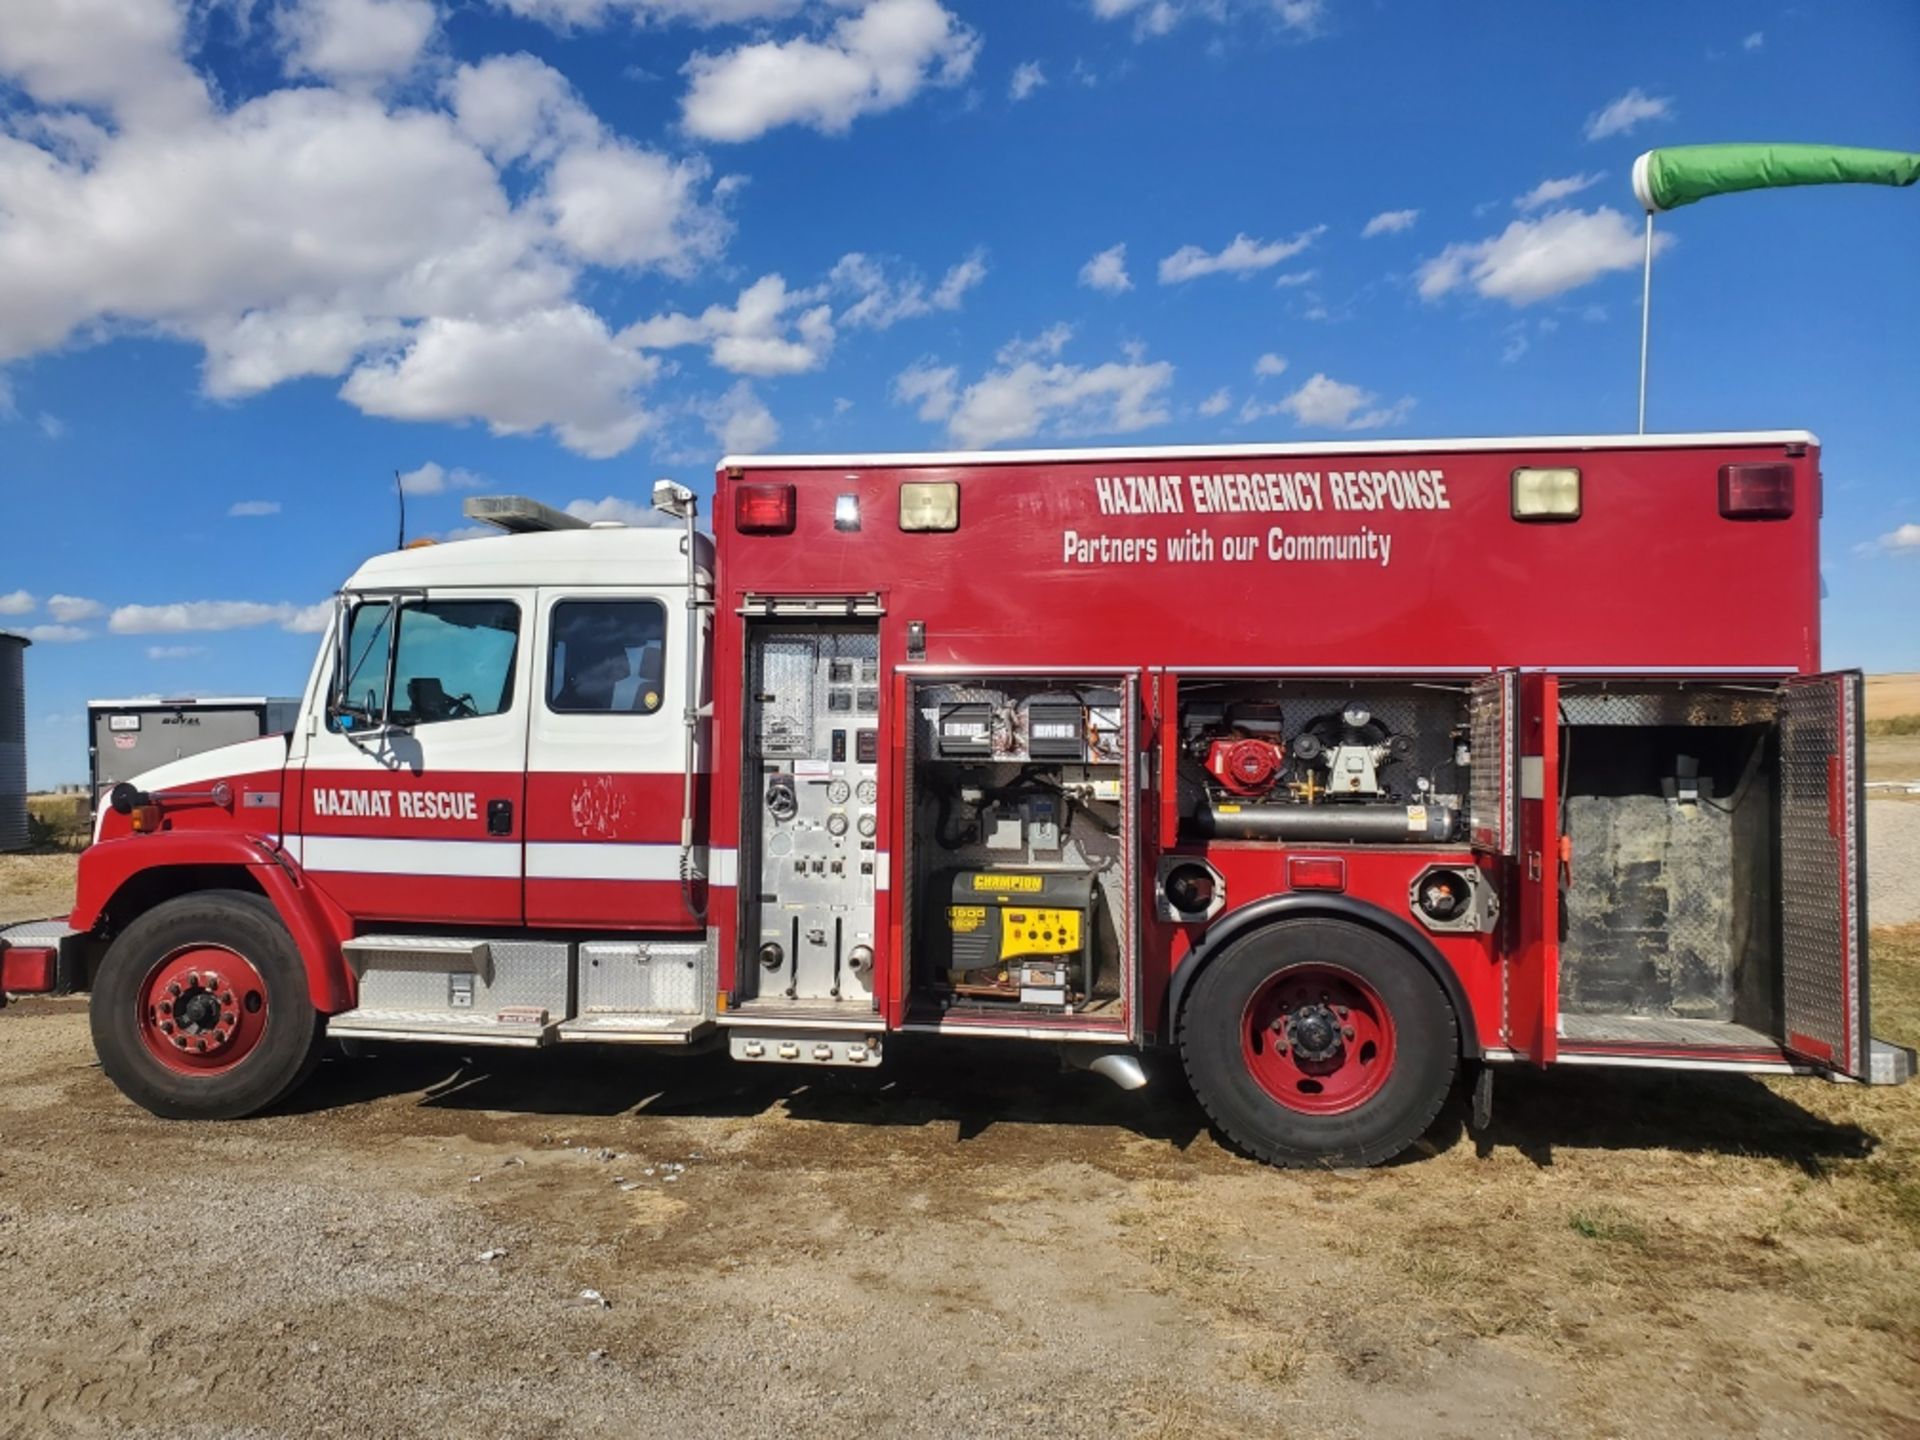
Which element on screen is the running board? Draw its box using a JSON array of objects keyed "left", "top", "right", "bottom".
[
  {"left": 328, "top": 1007, "right": 553, "bottom": 1048},
  {"left": 557, "top": 1014, "right": 713, "bottom": 1046}
]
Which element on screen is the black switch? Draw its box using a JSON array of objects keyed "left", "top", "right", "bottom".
[{"left": 831, "top": 728, "right": 847, "bottom": 762}]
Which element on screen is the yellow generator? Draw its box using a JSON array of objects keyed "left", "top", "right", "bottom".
[{"left": 939, "top": 869, "right": 1097, "bottom": 1006}]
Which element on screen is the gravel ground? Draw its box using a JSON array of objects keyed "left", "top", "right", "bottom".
[
  {"left": 1868, "top": 800, "right": 1920, "bottom": 925},
  {"left": 1, "top": 813, "right": 1917, "bottom": 1438}
]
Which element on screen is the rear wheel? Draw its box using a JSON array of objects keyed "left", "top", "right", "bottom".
[
  {"left": 91, "top": 891, "right": 323, "bottom": 1120},
  {"left": 1180, "top": 919, "right": 1457, "bottom": 1168}
]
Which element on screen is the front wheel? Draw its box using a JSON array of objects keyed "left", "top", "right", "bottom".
[
  {"left": 91, "top": 891, "right": 324, "bottom": 1120},
  {"left": 1179, "top": 919, "right": 1458, "bottom": 1168}
]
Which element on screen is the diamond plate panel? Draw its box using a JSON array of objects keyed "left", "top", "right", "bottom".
[
  {"left": 579, "top": 939, "right": 711, "bottom": 1016},
  {"left": 1778, "top": 675, "right": 1863, "bottom": 1075},
  {"left": 355, "top": 939, "right": 571, "bottom": 1021},
  {"left": 1468, "top": 672, "right": 1515, "bottom": 854}
]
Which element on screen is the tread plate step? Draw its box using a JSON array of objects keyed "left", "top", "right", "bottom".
[
  {"left": 342, "top": 936, "right": 491, "bottom": 979},
  {"left": 329, "top": 1008, "right": 550, "bottom": 1048},
  {"left": 556, "top": 1014, "right": 712, "bottom": 1045}
]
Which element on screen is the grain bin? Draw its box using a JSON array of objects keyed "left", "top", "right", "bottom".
[{"left": 0, "top": 631, "right": 27, "bottom": 852}]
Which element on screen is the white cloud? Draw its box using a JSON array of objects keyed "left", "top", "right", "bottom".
[
  {"left": 1094, "top": 0, "right": 1323, "bottom": 39},
  {"left": 1516, "top": 172, "right": 1604, "bottom": 211},
  {"left": 0, "top": 590, "right": 33, "bottom": 616},
  {"left": 1158, "top": 227, "right": 1325, "bottom": 283},
  {"left": 227, "top": 500, "right": 283, "bottom": 517},
  {"left": 560, "top": 496, "right": 668, "bottom": 528},
  {"left": 342, "top": 305, "right": 660, "bottom": 457},
  {"left": 46, "top": 594, "right": 104, "bottom": 622},
  {"left": 0, "top": 30, "right": 733, "bottom": 457},
  {"left": 1270, "top": 373, "right": 1413, "bottom": 431},
  {"left": 1078, "top": 243, "right": 1132, "bottom": 294},
  {"left": 702, "top": 380, "right": 780, "bottom": 453},
  {"left": 1361, "top": 209, "right": 1418, "bottom": 238},
  {"left": 1272, "top": 269, "right": 1316, "bottom": 288},
  {"left": 1860, "top": 522, "right": 1920, "bottom": 556},
  {"left": 1584, "top": 87, "right": 1672, "bottom": 141},
  {"left": 396, "top": 462, "right": 484, "bottom": 495},
  {"left": 892, "top": 360, "right": 958, "bottom": 422},
  {"left": 0, "top": 0, "right": 209, "bottom": 127},
  {"left": 1253, "top": 352, "right": 1288, "bottom": 378},
  {"left": 832, "top": 249, "right": 986, "bottom": 329},
  {"left": 37, "top": 413, "right": 64, "bottom": 438},
  {"left": 490, "top": 0, "right": 809, "bottom": 27},
  {"left": 110, "top": 600, "right": 332, "bottom": 634},
  {"left": 1417, "top": 207, "right": 1668, "bottom": 307},
  {"left": 146, "top": 644, "right": 205, "bottom": 660},
  {"left": 680, "top": 0, "right": 980, "bottom": 142},
  {"left": 896, "top": 331, "right": 1174, "bottom": 449},
  {"left": 1743, "top": 31, "right": 1764, "bottom": 51},
  {"left": 544, "top": 141, "right": 729, "bottom": 273},
  {"left": 23, "top": 624, "right": 90, "bottom": 644},
  {"left": 278, "top": 0, "right": 437, "bottom": 84},
  {"left": 624, "top": 273, "right": 836, "bottom": 376},
  {"left": 1198, "top": 387, "right": 1231, "bottom": 417},
  {"left": 1009, "top": 60, "right": 1045, "bottom": 101}
]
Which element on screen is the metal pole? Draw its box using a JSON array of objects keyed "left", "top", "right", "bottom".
[{"left": 1638, "top": 210, "right": 1653, "bottom": 434}]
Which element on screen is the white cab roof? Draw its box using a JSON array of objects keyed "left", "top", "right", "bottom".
[
  {"left": 346, "top": 525, "right": 706, "bottom": 592},
  {"left": 721, "top": 430, "right": 1818, "bottom": 471}
]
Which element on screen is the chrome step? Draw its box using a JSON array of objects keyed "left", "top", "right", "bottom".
[
  {"left": 328, "top": 1007, "right": 552, "bottom": 1048},
  {"left": 1870, "top": 1037, "right": 1916, "bottom": 1086},
  {"left": 342, "top": 935, "right": 491, "bottom": 980},
  {"left": 556, "top": 1014, "right": 713, "bottom": 1046}
]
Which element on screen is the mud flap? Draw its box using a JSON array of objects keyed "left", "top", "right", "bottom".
[{"left": 1778, "top": 671, "right": 1868, "bottom": 1079}]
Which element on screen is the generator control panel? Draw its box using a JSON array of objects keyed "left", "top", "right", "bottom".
[{"left": 748, "top": 626, "right": 881, "bottom": 1006}]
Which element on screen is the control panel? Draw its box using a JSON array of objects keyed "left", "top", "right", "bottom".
[{"left": 748, "top": 627, "right": 880, "bottom": 1005}]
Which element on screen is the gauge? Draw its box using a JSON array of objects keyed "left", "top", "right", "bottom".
[
  {"left": 857, "top": 812, "right": 877, "bottom": 838},
  {"left": 827, "top": 779, "right": 851, "bottom": 804},
  {"left": 856, "top": 779, "right": 877, "bottom": 804},
  {"left": 826, "top": 812, "right": 849, "bottom": 837}
]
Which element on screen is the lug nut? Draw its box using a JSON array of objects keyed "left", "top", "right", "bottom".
[
  {"left": 1335, "top": 1005, "right": 1349, "bottom": 1018},
  {"left": 160, "top": 1021, "right": 174, "bottom": 1034},
  {"left": 195, "top": 1040, "right": 208, "bottom": 1052},
  {"left": 174, "top": 1036, "right": 188, "bottom": 1049},
  {"left": 1343, "top": 1026, "right": 1356, "bottom": 1041},
  {"left": 167, "top": 982, "right": 181, "bottom": 997}
]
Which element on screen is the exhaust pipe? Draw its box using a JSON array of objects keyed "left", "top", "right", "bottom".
[{"left": 1064, "top": 1048, "right": 1148, "bottom": 1091}]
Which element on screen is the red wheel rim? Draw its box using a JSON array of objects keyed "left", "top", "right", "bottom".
[
  {"left": 1240, "top": 963, "right": 1395, "bottom": 1115},
  {"left": 136, "top": 945, "right": 270, "bottom": 1076}
]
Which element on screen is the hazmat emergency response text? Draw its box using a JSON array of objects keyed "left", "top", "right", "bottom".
[
  {"left": 1093, "top": 469, "right": 1451, "bottom": 517},
  {"left": 1065, "top": 469, "right": 1451, "bottom": 569}
]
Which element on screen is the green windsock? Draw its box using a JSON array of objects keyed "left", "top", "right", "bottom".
[{"left": 1633, "top": 143, "right": 1920, "bottom": 212}]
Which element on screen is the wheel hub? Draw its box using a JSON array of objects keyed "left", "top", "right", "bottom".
[
  {"left": 1285, "top": 1003, "right": 1342, "bottom": 1062},
  {"left": 137, "top": 946, "right": 269, "bottom": 1074}
]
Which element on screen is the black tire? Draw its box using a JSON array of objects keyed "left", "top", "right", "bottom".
[
  {"left": 90, "top": 890, "right": 324, "bottom": 1120},
  {"left": 1179, "top": 918, "right": 1457, "bottom": 1168}
]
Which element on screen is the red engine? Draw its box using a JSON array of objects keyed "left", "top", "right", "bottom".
[{"left": 1205, "top": 736, "right": 1286, "bottom": 797}]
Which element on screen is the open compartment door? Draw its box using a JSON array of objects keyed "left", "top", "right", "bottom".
[
  {"left": 1778, "top": 670, "right": 1869, "bottom": 1078},
  {"left": 1505, "top": 672, "right": 1560, "bottom": 1064},
  {"left": 1467, "top": 671, "right": 1518, "bottom": 854}
]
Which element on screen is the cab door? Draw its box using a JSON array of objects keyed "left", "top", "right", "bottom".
[
  {"left": 523, "top": 588, "right": 703, "bottom": 930},
  {"left": 1779, "top": 670, "right": 1869, "bottom": 1078},
  {"left": 292, "top": 592, "right": 530, "bottom": 927}
]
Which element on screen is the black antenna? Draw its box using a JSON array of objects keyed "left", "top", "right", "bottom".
[{"left": 394, "top": 469, "right": 405, "bottom": 550}]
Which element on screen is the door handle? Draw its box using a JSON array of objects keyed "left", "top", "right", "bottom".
[{"left": 487, "top": 799, "right": 513, "bottom": 837}]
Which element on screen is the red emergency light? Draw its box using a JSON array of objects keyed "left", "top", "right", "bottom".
[
  {"left": 1718, "top": 464, "right": 1795, "bottom": 520},
  {"left": 1287, "top": 856, "right": 1346, "bottom": 892},
  {"left": 734, "top": 483, "right": 796, "bottom": 534}
]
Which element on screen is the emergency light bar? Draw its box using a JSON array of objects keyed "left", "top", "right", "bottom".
[{"left": 463, "top": 495, "right": 589, "bottom": 533}]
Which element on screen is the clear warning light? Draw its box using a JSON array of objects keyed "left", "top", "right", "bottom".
[
  {"left": 898, "top": 481, "right": 959, "bottom": 532},
  {"left": 1511, "top": 467, "right": 1582, "bottom": 521}
]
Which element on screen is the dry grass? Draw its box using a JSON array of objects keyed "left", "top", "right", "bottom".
[
  {"left": 0, "top": 851, "right": 76, "bottom": 923},
  {"left": 25, "top": 791, "right": 90, "bottom": 848},
  {"left": 1865, "top": 673, "right": 1920, "bottom": 722}
]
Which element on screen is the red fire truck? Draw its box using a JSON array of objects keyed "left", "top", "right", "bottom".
[{"left": 1, "top": 431, "right": 1910, "bottom": 1167}]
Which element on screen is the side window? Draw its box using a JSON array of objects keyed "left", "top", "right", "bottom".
[
  {"left": 548, "top": 600, "right": 667, "bottom": 715},
  {"left": 390, "top": 600, "right": 520, "bottom": 725},
  {"left": 336, "top": 599, "right": 395, "bottom": 727}
]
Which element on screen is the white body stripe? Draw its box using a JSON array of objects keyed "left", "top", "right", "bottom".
[
  {"left": 720, "top": 429, "right": 1816, "bottom": 472},
  {"left": 291, "top": 836, "right": 519, "bottom": 879},
  {"left": 526, "top": 842, "right": 684, "bottom": 882},
  {"left": 708, "top": 847, "right": 737, "bottom": 888}
]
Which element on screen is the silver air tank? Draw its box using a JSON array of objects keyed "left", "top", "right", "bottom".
[{"left": 0, "top": 632, "right": 28, "bottom": 853}]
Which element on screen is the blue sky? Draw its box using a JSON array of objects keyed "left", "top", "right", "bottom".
[{"left": 1, "top": 0, "right": 1916, "bottom": 787}]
